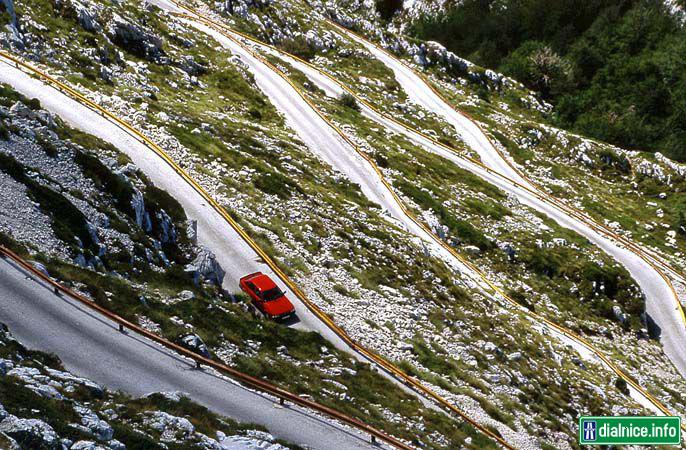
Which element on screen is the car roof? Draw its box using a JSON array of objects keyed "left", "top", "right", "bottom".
[{"left": 250, "top": 273, "right": 278, "bottom": 291}]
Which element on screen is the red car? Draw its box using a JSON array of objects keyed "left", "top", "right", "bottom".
[{"left": 239, "top": 272, "right": 296, "bottom": 320}]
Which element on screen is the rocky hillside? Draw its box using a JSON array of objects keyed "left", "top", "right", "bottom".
[
  {"left": 0, "top": 83, "right": 486, "bottom": 449},
  {"left": 0, "top": 86, "right": 224, "bottom": 287}
]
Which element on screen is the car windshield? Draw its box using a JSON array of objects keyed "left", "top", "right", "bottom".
[{"left": 262, "top": 287, "right": 284, "bottom": 302}]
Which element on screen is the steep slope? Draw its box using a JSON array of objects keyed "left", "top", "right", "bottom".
[
  {"left": 0, "top": 257, "right": 377, "bottom": 450},
  {"left": 0, "top": 82, "right": 474, "bottom": 448},
  {"left": 173, "top": 0, "right": 686, "bottom": 442},
  {"left": 405, "top": 0, "right": 686, "bottom": 162},
  {"left": 3, "top": 0, "right": 686, "bottom": 447}
]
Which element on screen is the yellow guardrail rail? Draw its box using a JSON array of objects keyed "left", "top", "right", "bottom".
[
  {"left": 0, "top": 46, "right": 512, "bottom": 449},
  {"left": 168, "top": 5, "right": 686, "bottom": 430}
]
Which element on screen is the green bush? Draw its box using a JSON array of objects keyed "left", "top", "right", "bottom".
[
  {"left": 615, "top": 376, "right": 630, "bottom": 395},
  {"left": 74, "top": 150, "right": 134, "bottom": 215},
  {"left": 375, "top": 0, "right": 403, "bottom": 21},
  {"left": 254, "top": 170, "right": 303, "bottom": 199},
  {"left": 26, "top": 97, "right": 41, "bottom": 110},
  {"left": 0, "top": 121, "right": 9, "bottom": 140},
  {"left": 337, "top": 92, "right": 360, "bottom": 111},
  {"left": 280, "top": 36, "right": 316, "bottom": 61}
]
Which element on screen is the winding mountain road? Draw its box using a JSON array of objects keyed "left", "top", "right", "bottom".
[
  {"left": 245, "top": 39, "right": 686, "bottom": 410},
  {"left": 2, "top": 2, "right": 684, "bottom": 447},
  {"left": 0, "top": 57, "right": 350, "bottom": 352},
  {"left": 161, "top": 4, "right": 682, "bottom": 437},
  {"left": 177, "top": 18, "right": 489, "bottom": 291},
  {"left": 0, "top": 256, "right": 383, "bottom": 450},
  {"left": 336, "top": 30, "right": 686, "bottom": 379}
]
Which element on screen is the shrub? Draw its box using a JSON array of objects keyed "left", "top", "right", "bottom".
[
  {"left": 254, "top": 171, "right": 303, "bottom": 199},
  {"left": 0, "top": 121, "right": 9, "bottom": 140},
  {"left": 74, "top": 150, "right": 134, "bottom": 215},
  {"left": 615, "top": 377, "right": 629, "bottom": 395},
  {"left": 337, "top": 92, "right": 360, "bottom": 111},
  {"left": 280, "top": 36, "right": 316, "bottom": 61},
  {"left": 26, "top": 97, "right": 41, "bottom": 110},
  {"left": 375, "top": 0, "right": 403, "bottom": 21}
]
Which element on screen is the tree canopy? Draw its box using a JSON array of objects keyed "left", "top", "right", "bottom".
[{"left": 411, "top": 0, "right": 686, "bottom": 161}]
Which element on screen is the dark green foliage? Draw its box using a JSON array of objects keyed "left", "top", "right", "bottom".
[
  {"left": 411, "top": 0, "right": 686, "bottom": 161},
  {"left": 26, "top": 97, "right": 41, "bottom": 110},
  {"left": 110, "top": 423, "right": 165, "bottom": 450},
  {"left": 0, "top": 83, "right": 27, "bottom": 107},
  {"left": 336, "top": 92, "right": 360, "bottom": 111},
  {"left": 0, "top": 121, "right": 9, "bottom": 140},
  {"left": 69, "top": 50, "right": 98, "bottom": 80},
  {"left": 254, "top": 171, "right": 303, "bottom": 199},
  {"left": 0, "top": 4, "right": 11, "bottom": 26},
  {"left": 518, "top": 245, "right": 643, "bottom": 326},
  {"left": 375, "top": 0, "right": 403, "bottom": 21},
  {"left": 280, "top": 35, "right": 316, "bottom": 61},
  {"left": 615, "top": 376, "right": 630, "bottom": 395},
  {"left": 598, "top": 149, "right": 631, "bottom": 174},
  {"left": 508, "top": 288, "right": 536, "bottom": 311},
  {"left": 144, "top": 184, "right": 187, "bottom": 241},
  {"left": 74, "top": 149, "right": 135, "bottom": 215},
  {"left": 0, "top": 153, "right": 95, "bottom": 251}
]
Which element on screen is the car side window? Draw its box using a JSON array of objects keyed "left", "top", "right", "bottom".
[{"left": 247, "top": 282, "right": 255, "bottom": 290}]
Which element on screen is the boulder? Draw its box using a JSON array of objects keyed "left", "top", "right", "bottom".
[
  {"left": 144, "top": 411, "right": 195, "bottom": 439},
  {"left": 178, "top": 55, "right": 207, "bottom": 76},
  {"left": 131, "top": 189, "right": 152, "bottom": 232},
  {"left": 0, "top": 416, "right": 59, "bottom": 448},
  {"left": 75, "top": 1, "right": 100, "bottom": 32},
  {"left": 156, "top": 209, "right": 177, "bottom": 244},
  {"left": 107, "top": 15, "right": 164, "bottom": 62},
  {"left": 463, "top": 245, "right": 480, "bottom": 255},
  {"left": 179, "top": 333, "right": 210, "bottom": 357},
  {"left": 29, "top": 261, "right": 49, "bottom": 277},
  {"left": 184, "top": 246, "right": 225, "bottom": 286},
  {"left": 186, "top": 219, "right": 197, "bottom": 244},
  {"left": 612, "top": 305, "right": 627, "bottom": 324},
  {"left": 507, "top": 351, "right": 522, "bottom": 361},
  {"left": 178, "top": 290, "right": 194, "bottom": 301},
  {"left": 70, "top": 441, "right": 108, "bottom": 450},
  {"left": 9, "top": 101, "right": 34, "bottom": 119},
  {"left": 75, "top": 406, "right": 113, "bottom": 441},
  {"left": 107, "top": 440, "right": 125, "bottom": 450}
]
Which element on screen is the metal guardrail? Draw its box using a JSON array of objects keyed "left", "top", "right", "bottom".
[
  {"left": 0, "top": 245, "right": 412, "bottom": 449},
  {"left": 170, "top": 7, "right": 685, "bottom": 429}
]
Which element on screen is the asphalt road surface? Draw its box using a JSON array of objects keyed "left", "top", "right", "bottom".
[{"left": 0, "top": 256, "right": 386, "bottom": 450}]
